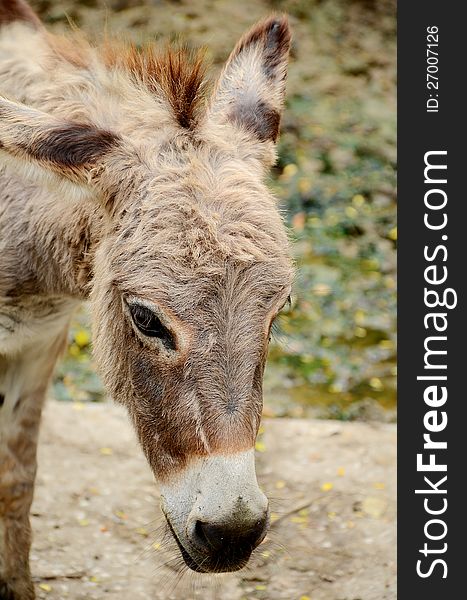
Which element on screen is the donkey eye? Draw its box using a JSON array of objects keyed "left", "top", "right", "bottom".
[{"left": 129, "top": 304, "right": 176, "bottom": 350}]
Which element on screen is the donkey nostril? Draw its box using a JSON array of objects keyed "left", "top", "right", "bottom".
[
  {"left": 194, "top": 520, "right": 211, "bottom": 548},
  {"left": 194, "top": 514, "right": 269, "bottom": 555},
  {"left": 194, "top": 520, "right": 224, "bottom": 551}
]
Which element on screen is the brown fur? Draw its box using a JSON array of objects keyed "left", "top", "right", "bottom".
[
  {"left": 103, "top": 42, "right": 209, "bottom": 130},
  {"left": 0, "top": 0, "right": 39, "bottom": 28},
  {"left": 21, "top": 123, "right": 119, "bottom": 168},
  {"left": 230, "top": 99, "right": 281, "bottom": 142},
  {"left": 0, "top": 1, "right": 293, "bottom": 595}
]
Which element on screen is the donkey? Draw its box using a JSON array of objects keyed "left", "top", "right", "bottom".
[{"left": 0, "top": 1, "right": 293, "bottom": 597}]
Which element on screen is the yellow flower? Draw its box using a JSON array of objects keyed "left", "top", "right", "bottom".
[
  {"left": 345, "top": 206, "right": 358, "bottom": 219},
  {"left": 354, "top": 309, "right": 365, "bottom": 324},
  {"left": 283, "top": 163, "right": 298, "bottom": 178},
  {"left": 255, "top": 440, "right": 266, "bottom": 453},
  {"left": 68, "top": 343, "right": 80, "bottom": 358},
  {"left": 74, "top": 328, "right": 90, "bottom": 348},
  {"left": 352, "top": 194, "right": 365, "bottom": 207},
  {"left": 369, "top": 377, "right": 383, "bottom": 391}
]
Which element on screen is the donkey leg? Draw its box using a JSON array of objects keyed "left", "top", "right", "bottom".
[
  {"left": 0, "top": 388, "right": 42, "bottom": 600},
  {"left": 0, "top": 334, "right": 67, "bottom": 600}
]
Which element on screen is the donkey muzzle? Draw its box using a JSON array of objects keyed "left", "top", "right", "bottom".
[{"left": 160, "top": 449, "right": 269, "bottom": 572}]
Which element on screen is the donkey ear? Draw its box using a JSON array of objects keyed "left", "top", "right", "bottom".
[
  {"left": 0, "top": 96, "right": 119, "bottom": 197},
  {"left": 208, "top": 15, "right": 291, "bottom": 148}
]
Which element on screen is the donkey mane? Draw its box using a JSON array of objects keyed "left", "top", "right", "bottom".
[
  {"left": 103, "top": 43, "right": 208, "bottom": 130},
  {"left": 48, "top": 31, "right": 210, "bottom": 131}
]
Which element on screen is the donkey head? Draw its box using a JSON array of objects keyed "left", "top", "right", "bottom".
[{"left": 0, "top": 16, "right": 293, "bottom": 572}]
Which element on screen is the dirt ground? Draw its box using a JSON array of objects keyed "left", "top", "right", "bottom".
[{"left": 30, "top": 401, "right": 396, "bottom": 600}]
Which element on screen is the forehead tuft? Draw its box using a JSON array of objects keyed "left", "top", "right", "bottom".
[{"left": 102, "top": 42, "right": 209, "bottom": 130}]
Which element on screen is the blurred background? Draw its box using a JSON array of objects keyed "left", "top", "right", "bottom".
[{"left": 36, "top": 0, "right": 396, "bottom": 423}]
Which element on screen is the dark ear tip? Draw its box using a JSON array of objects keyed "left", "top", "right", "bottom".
[
  {"left": 262, "top": 14, "right": 291, "bottom": 50},
  {"left": 266, "top": 15, "right": 290, "bottom": 32},
  {"left": 235, "top": 14, "right": 291, "bottom": 58},
  {"left": 267, "top": 15, "right": 290, "bottom": 30}
]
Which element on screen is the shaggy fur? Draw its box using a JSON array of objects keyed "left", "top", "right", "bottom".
[{"left": 0, "top": 1, "right": 293, "bottom": 596}]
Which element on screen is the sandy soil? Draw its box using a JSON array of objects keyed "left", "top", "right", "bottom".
[{"left": 30, "top": 400, "right": 396, "bottom": 600}]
